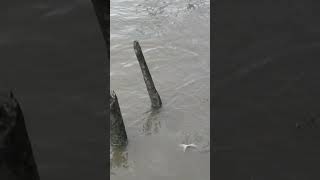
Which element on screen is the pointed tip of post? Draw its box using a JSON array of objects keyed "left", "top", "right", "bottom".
[
  {"left": 0, "top": 88, "right": 14, "bottom": 97},
  {"left": 110, "top": 90, "right": 115, "bottom": 97},
  {"left": 9, "top": 90, "right": 14, "bottom": 99},
  {"left": 110, "top": 90, "right": 118, "bottom": 105},
  {"left": 133, "top": 40, "right": 141, "bottom": 52},
  {"left": 110, "top": 90, "right": 128, "bottom": 147}
]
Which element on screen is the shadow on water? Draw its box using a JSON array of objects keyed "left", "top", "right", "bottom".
[
  {"left": 111, "top": 146, "right": 128, "bottom": 169},
  {"left": 110, "top": 108, "right": 165, "bottom": 173},
  {"left": 111, "top": 108, "right": 162, "bottom": 170},
  {"left": 142, "top": 108, "right": 162, "bottom": 135}
]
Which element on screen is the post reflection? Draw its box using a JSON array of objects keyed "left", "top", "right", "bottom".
[
  {"left": 110, "top": 146, "right": 129, "bottom": 169},
  {"left": 142, "top": 108, "right": 162, "bottom": 135}
]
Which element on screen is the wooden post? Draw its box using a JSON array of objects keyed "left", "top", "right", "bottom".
[
  {"left": 133, "top": 41, "right": 162, "bottom": 108},
  {"left": 110, "top": 91, "right": 128, "bottom": 147},
  {"left": 0, "top": 90, "right": 40, "bottom": 180}
]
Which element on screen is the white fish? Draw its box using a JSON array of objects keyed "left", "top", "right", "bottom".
[{"left": 179, "top": 143, "right": 198, "bottom": 152}]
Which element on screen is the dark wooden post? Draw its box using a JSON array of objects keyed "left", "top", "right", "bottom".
[
  {"left": 0, "top": 90, "right": 40, "bottom": 180},
  {"left": 133, "top": 41, "right": 162, "bottom": 108},
  {"left": 110, "top": 91, "right": 128, "bottom": 147}
]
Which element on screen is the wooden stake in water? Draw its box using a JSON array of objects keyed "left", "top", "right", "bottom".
[
  {"left": 133, "top": 40, "right": 162, "bottom": 108},
  {"left": 110, "top": 91, "right": 128, "bottom": 147}
]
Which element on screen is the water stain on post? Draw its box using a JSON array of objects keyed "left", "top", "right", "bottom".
[
  {"left": 110, "top": 91, "right": 128, "bottom": 147},
  {"left": 0, "top": 90, "right": 40, "bottom": 180},
  {"left": 133, "top": 40, "right": 162, "bottom": 109}
]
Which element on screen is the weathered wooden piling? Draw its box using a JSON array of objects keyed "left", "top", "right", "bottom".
[
  {"left": 133, "top": 40, "right": 162, "bottom": 108},
  {"left": 110, "top": 91, "right": 128, "bottom": 147},
  {"left": 0, "top": 90, "right": 40, "bottom": 180}
]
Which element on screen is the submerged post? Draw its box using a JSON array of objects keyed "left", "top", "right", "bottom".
[
  {"left": 110, "top": 91, "right": 128, "bottom": 147},
  {"left": 0, "top": 90, "right": 40, "bottom": 180},
  {"left": 133, "top": 40, "right": 162, "bottom": 108}
]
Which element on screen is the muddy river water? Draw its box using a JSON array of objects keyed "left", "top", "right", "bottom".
[{"left": 110, "top": 0, "right": 210, "bottom": 179}]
